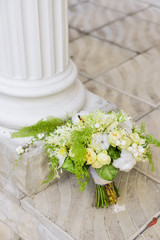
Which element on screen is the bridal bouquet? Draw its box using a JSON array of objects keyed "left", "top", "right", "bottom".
[{"left": 12, "top": 110, "right": 160, "bottom": 208}]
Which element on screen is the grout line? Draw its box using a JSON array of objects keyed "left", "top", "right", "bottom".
[
  {"left": 135, "top": 108, "right": 156, "bottom": 122},
  {"left": 133, "top": 14, "right": 160, "bottom": 28},
  {"left": 134, "top": 166, "right": 160, "bottom": 184},
  {"left": 68, "top": 0, "right": 88, "bottom": 8},
  {"left": 129, "top": 211, "right": 160, "bottom": 240},
  {"left": 89, "top": 34, "right": 139, "bottom": 54},
  {"left": 80, "top": 53, "right": 139, "bottom": 80},
  {"left": 93, "top": 79, "right": 156, "bottom": 108},
  {"left": 88, "top": 4, "right": 151, "bottom": 34}
]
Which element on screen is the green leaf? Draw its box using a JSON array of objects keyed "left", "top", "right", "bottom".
[
  {"left": 11, "top": 117, "right": 64, "bottom": 138},
  {"left": 108, "top": 145, "right": 121, "bottom": 160},
  {"left": 96, "top": 164, "right": 118, "bottom": 181},
  {"left": 145, "top": 146, "right": 154, "bottom": 171},
  {"left": 62, "top": 157, "right": 75, "bottom": 174},
  {"left": 70, "top": 126, "right": 93, "bottom": 190},
  {"left": 145, "top": 134, "right": 160, "bottom": 147},
  {"left": 139, "top": 122, "right": 146, "bottom": 135}
]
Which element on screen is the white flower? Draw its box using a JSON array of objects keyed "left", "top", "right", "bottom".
[
  {"left": 112, "top": 150, "right": 136, "bottom": 172},
  {"left": 72, "top": 111, "right": 89, "bottom": 125},
  {"left": 37, "top": 133, "right": 44, "bottom": 139},
  {"left": 16, "top": 146, "right": 25, "bottom": 155},
  {"left": 132, "top": 143, "right": 137, "bottom": 149},
  {"left": 138, "top": 146, "right": 145, "bottom": 153},
  {"left": 116, "top": 140, "right": 121, "bottom": 146},
  {"left": 91, "top": 133, "right": 110, "bottom": 150},
  {"left": 121, "top": 140, "right": 126, "bottom": 146},
  {"left": 95, "top": 123, "right": 100, "bottom": 128}
]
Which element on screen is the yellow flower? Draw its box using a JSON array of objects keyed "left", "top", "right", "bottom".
[
  {"left": 59, "top": 146, "right": 67, "bottom": 156},
  {"left": 130, "top": 133, "right": 145, "bottom": 145},
  {"left": 86, "top": 148, "right": 97, "bottom": 165},
  {"left": 119, "top": 136, "right": 132, "bottom": 149},
  {"left": 92, "top": 152, "right": 111, "bottom": 168},
  {"left": 108, "top": 130, "right": 123, "bottom": 147}
]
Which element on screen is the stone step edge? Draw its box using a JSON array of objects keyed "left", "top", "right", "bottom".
[{"left": 0, "top": 185, "right": 74, "bottom": 240}]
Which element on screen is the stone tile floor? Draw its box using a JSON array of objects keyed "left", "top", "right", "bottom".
[{"left": 68, "top": 0, "right": 160, "bottom": 239}]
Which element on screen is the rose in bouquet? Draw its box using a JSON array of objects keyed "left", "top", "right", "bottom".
[{"left": 11, "top": 110, "right": 160, "bottom": 208}]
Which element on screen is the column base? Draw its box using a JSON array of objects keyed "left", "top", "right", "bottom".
[{"left": 0, "top": 61, "right": 86, "bottom": 129}]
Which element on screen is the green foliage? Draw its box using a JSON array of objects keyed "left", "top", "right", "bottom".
[
  {"left": 145, "top": 146, "right": 154, "bottom": 171},
  {"left": 117, "top": 110, "right": 128, "bottom": 123},
  {"left": 139, "top": 122, "right": 146, "bottom": 135},
  {"left": 108, "top": 145, "right": 121, "bottom": 160},
  {"left": 96, "top": 164, "right": 118, "bottom": 181},
  {"left": 11, "top": 117, "right": 64, "bottom": 138},
  {"left": 62, "top": 157, "right": 75, "bottom": 174},
  {"left": 71, "top": 127, "right": 93, "bottom": 191},
  {"left": 42, "top": 144, "right": 59, "bottom": 183},
  {"left": 145, "top": 134, "right": 160, "bottom": 147}
]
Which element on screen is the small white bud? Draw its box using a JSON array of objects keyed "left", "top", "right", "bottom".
[
  {"left": 37, "top": 133, "right": 44, "bottom": 139},
  {"left": 127, "top": 147, "right": 132, "bottom": 152},
  {"left": 116, "top": 140, "right": 121, "bottom": 146},
  {"left": 133, "top": 152, "right": 139, "bottom": 158},
  {"left": 121, "top": 140, "right": 126, "bottom": 146},
  {"left": 95, "top": 123, "right": 99, "bottom": 128},
  {"left": 16, "top": 146, "right": 24, "bottom": 155},
  {"left": 138, "top": 146, "right": 145, "bottom": 153},
  {"left": 132, "top": 143, "right": 137, "bottom": 149}
]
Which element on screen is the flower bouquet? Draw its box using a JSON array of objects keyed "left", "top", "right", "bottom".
[{"left": 11, "top": 110, "right": 160, "bottom": 208}]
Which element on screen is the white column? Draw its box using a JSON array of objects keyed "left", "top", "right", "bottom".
[{"left": 0, "top": 0, "right": 86, "bottom": 129}]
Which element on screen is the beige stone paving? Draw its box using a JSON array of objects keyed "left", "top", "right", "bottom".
[
  {"left": 69, "top": 36, "right": 135, "bottom": 78},
  {"left": 89, "top": 0, "right": 149, "bottom": 14},
  {"left": 92, "top": 16, "right": 160, "bottom": 53},
  {"left": 133, "top": 6, "right": 160, "bottom": 25},
  {"left": 69, "top": 2, "right": 124, "bottom": 32},
  {"left": 68, "top": 0, "right": 160, "bottom": 239}
]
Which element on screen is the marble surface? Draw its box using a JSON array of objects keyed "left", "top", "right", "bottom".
[
  {"left": 69, "top": 2, "right": 124, "bottom": 33},
  {"left": 84, "top": 80, "right": 153, "bottom": 120},
  {"left": 69, "top": 36, "right": 135, "bottom": 78},
  {"left": 92, "top": 16, "right": 160, "bottom": 52},
  {"left": 68, "top": 0, "right": 87, "bottom": 6},
  {"left": 139, "top": 0, "right": 160, "bottom": 7},
  {"left": 89, "top": 0, "right": 149, "bottom": 14},
  {"left": 78, "top": 74, "right": 88, "bottom": 83},
  {"left": 146, "top": 45, "right": 160, "bottom": 58},
  {"left": 69, "top": 28, "right": 83, "bottom": 42},
  {"left": 96, "top": 54, "right": 160, "bottom": 106},
  {"left": 134, "top": 6, "right": 160, "bottom": 25}
]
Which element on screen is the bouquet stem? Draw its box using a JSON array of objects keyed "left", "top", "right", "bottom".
[{"left": 95, "top": 182, "right": 119, "bottom": 208}]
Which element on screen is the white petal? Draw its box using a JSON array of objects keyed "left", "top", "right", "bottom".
[
  {"left": 112, "top": 157, "right": 126, "bottom": 169},
  {"left": 120, "top": 160, "right": 136, "bottom": 172},
  {"left": 95, "top": 134, "right": 103, "bottom": 144},
  {"left": 58, "top": 155, "right": 66, "bottom": 167},
  {"left": 100, "top": 143, "right": 106, "bottom": 150},
  {"left": 132, "top": 143, "right": 137, "bottom": 149},
  {"left": 103, "top": 134, "right": 109, "bottom": 142},
  {"left": 116, "top": 140, "right": 121, "bottom": 146}
]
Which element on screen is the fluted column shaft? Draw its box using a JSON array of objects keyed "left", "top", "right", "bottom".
[{"left": 0, "top": 0, "right": 86, "bottom": 129}]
